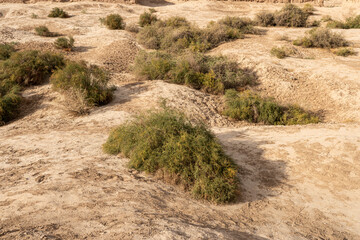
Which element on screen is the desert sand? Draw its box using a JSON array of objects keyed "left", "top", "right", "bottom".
[{"left": 0, "top": 1, "right": 360, "bottom": 239}]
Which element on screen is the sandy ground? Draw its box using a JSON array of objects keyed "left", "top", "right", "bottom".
[{"left": 1, "top": 1, "right": 360, "bottom": 239}]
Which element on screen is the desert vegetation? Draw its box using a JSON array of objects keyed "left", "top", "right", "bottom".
[
  {"left": 223, "top": 89, "right": 319, "bottom": 125},
  {"left": 139, "top": 10, "right": 158, "bottom": 27},
  {"left": 103, "top": 107, "right": 238, "bottom": 203},
  {"left": 333, "top": 47, "right": 356, "bottom": 57},
  {"left": 137, "top": 15, "right": 257, "bottom": 52},
  {"left": 35, "top": 26, "right": 54, "bottom": 37},
  {"left": 51, "top": 61, "right": 113, "bottom": 114},
  {"left": 0, "top": 43, "right": 15, "bottom": 60},
  {"left": 326, "top": 15, "right": 360, "bottom": 29},
  {"left": 100, "top": 14, "right": 125, "bottom": 30},
  {"left": 54, "top": 36, "right": 75, "bottom": 51},
  {"left": 256, "top": 4, "right": 313, "bottom": 27},
  {"left": 133, "top": 51, "right": 253, "bottom": 94},
  {"left": 48, "top": 7, "right": 69, "bottom": 18},
  {"left": 293, "top": 28, "right": 348, "bottom": 48}
]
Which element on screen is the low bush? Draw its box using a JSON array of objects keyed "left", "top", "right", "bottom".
[
  {"left": 48, "top": 8, "right": 69, "bottom": 18},
  {"left": 334, "top": 47, "right": 356, "bottom": 57},
  {"left": 139, "top": 10, "right": 158, "bottom": 27},
  {"left": 293, "top": 28, "right": 348, "bottom": 48},
  {"left": 35, "top": 26, "right": 53, "bottom": 37},
  {"left": 103, "top": 107, "right": 238, "bottom": 203},
  {"left": 302, "top": 4, "right": 315, "bottom": 16},
  {"left": 125, "top": 23, "right": 140, "bottom": 33},
  {"left": 51, "top": 61, "right": 113, "bottom": 111},
  {"left": 0, "top": 50, "right": 64, "bottom": 86},
  {"left": 0, "top": 43, "right": 15, "bottom": 60},
  {"left": 270, "top": 46, "right": 288, "bottom": 58},
  {"left": 274, "top": 4, "right": 309, "bottom": 27},
  {"left": 327, "top": 15, "right": 360, "bottom": 29},
  {"left": 133, "top": 51, "right": 253, "bottom": 94},
  {"left": 137, "top": 16, "right": 257, "bottom": 53},
  {"left": 100, "top": 14, "right": 125, "bottom": 30},
  {"left": 223, "top": 89, "right": 319, "bottom": 125},
  {"left": 255, "top": 12, "right": 275, "bottom": 27},
  {"left": 0, "top": 82, "right": 22, "bottom": 125},
  {"left": 54, "top": 36, "right": 74, "bottom": 51}
]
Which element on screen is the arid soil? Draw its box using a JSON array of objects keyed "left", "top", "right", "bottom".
[{"left": 1, "top": 1, "right": 360, "bottom": 239}]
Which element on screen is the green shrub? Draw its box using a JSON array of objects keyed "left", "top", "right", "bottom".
[
  {"left": 101, "top": 14, "right": 125, "bottom": 30},
  {"left": 327, "top": 15, "right": 360, "bottom": 29},
  {"left": 223, "top": 89, "right": 319, "bottom": 125},
  {"left": 334, "top": 47, "right": 356, "bottom": 57},
  {"left": 51, "top": 61, "right": 113, "bottom": 108},
  {"left": 293, "top": 28, "right": 348, "bottom": 48},
  {"left": 0, "top": 82, "right": 22, "bottom": 125},
  {"left": 270, "top": 46, "right": 288, "bottom": 59},
  {"left": 48, "top": 8, "right": 69, "bottom": 18},
  {"left": 0, "top": 50, "right": 64, "bottom": 86},
  {"left": 35, "top": 26, "right": 53, "bottom": 37},
  {"left": 218, "top": 16, "right": 256, "bottom": 34},
  {"left": 139, "top": 10, "right": 158, "bottom": 27},
  {"left": 0, "top": 43, "right": 15, "bottom": 60},
  {"left": 54, "top": 36, "right": 75, "bottom": 51},
  {"left": 256, "top": 12, "right": 275, "bottom": 27},
  {"left": 274, "top": 4, "right": 309, "bottom": 27},
  {"left": 133, "top": 51, "right": 175, "bottom": 80},
  {"left": 133, "top": 51, "right": 253, "bottom": 94},
  {"left": 103, "top": 108, "right": 238, "bottom": 203}
]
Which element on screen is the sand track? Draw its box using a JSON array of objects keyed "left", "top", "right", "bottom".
[{"left": 1, "top": 1, "right": 360, "bottom": 239}]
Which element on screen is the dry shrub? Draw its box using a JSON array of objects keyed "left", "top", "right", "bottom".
[
  {"left": 327, "top": 15, "right": 360, "bottom": 29},
  {"left": 0, "top": 83, "right": 22, "bottom": 125},
  {"left": 125, "top": 23, "right": 140, "bottom": 33},
  {"left": 0, "top": 43, "right": 15, "bottom": 60},
  {"left": 334, "top": 47, "right": 356, "bottom": 57},
  {"left": 35, "top": 26, "right": 54, "bottom": 37},
  {"left": 139, "top": 10, "right": 158, "bottom": 27},
  {"left": 54, "top": 36, "right": 74, "bottom": 51},
  {"left": 256, "top": 12, "right": 275, "bottom": 27},
  {"left": 103, "top": 107, "right": 239, "bottom": 204},
  {"left": 48, "top": 8, "right": 69, "bottom": 18},
  {"left": 274, "top": 4, "right": 308, "bottom": 27},
  {"left": 100, "top": 14, "right": 125, "bottom": 30},
  {"left": 293, "top": 28, "right": 348, "bottom": 48}
]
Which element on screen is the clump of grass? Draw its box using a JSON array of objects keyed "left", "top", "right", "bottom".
[
  {"left": 270, "top": 46, "right": 288, "bottom": 59},
  {"left": 35, "top": 26, "right": 54, "bottom": 37},
  {"left": 139, "top": 10, "right": 158, "bottom": 27},
  {"left": 103, "top": 107, "right": 238, "bottom": 204},
  {"left": 51, "top": 61, "right": 113, "bottom": 113},
  {"left": 125, "top": 23, "right": 140, "bottom": 33},
  {"left": 31, "top": 13, "right": 38, "bottom": 19},
  {"left": 0, "top": 43, "right": 15, "bottom": 60},
  {"left": 293, "top": 28, "right": 348, "bottom": 48},
  {"left": 327, "top": 15, "right": 360, "bottom": 29},
  {"left": 0, "top": 82, "right": 22, "bottom": 125},
  {"left": 0, "top": 50, "right": 64, "bottom": 86},
  {"left": 334, "top": 47, "right": 356, "bottom": 57},
  {"left": 302, "top": 4, "right": 315, "bottom": 16},
  {"left": 137, "top": 16, "right": 257, "bottom": 53},
  {"left": 100, "top": 14, "right": 125, "bottom": 30},
  {"left": 54, "top": 36, "right": 74, "bottom": 51},
  {"left": 48, "top": 7, "right": 69, "bottom": 18},
  {"left": 223, "top": 89, "right": 319, "bottom": 125},
  {"left": 133, "top": 51, "right": 253, "bottom": 94}
]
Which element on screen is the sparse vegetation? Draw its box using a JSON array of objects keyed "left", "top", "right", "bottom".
[
  {"left": 31, "top": 13, "right": 38, "bottom": 19},
  {"left": 48, "top": 7, "right": 69, "bottom": 18},
  {"left": 137, "top": 16, "right": 257, "bottom": 52},
  {"left": 334, "top": 47, "right": 356, "bottom": 57},
  {"left": 103, "top": 107, "right": 238, "bottom": 203},
  {"left": 0, "top": 82, "right": 22, "bottom": 125},
  {"left": 133, "top": 51, "right": 253, "bottom": 94},
  {"left": 0, "top": 43, "right": 15, "bottom": 60},
  {"left": 327, "top": 15, "right": 360, "bottom": 29},
  {"left": 293, "top": 28, "right": 348, "bottom": 48},
  {"left": 51, "top": 61, "right": 113, "bottom": 114},
  {"left": 100, "top": 14, "right": 125, "bottom": 30},
  {"left": 302, "top": 4, "right": 315, "bottom": 16},
  {"left": 270, "top": 46, "right": 288, "bottom": 59},
  {"left": 0, "top": 50, "right": 64, "bottom": 86},
  {"left": 223, "top": 89, "right": 319, "bottom": 125},
  {"left": 35, "top": 26, "right": 53, "bottom": 37},
  {"left": 256, "top": 4, "right": 311, "bottom": 28},
  {"left": 125, "top": 23, "right": 140, "bottom": 33},
  {"left": 139, "top": 10, "right": 158, "bottom": 27},
  {"left": 54, "top": 36, "right": 75, "bottom": 51}
]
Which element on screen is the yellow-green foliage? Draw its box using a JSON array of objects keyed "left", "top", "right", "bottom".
[
  {"left": 137, "top": 16, "right": 256, "bottom": 53},
  {"left": 101, "top": 14, "right": 125, "bottom": 30},
  {"left": 48, "top": 8, "right": 69, "bottom": 18},
  {"left": 270, "top": 46, "right": 288, "bottom": 59},
  {"left": 103, "top": 108, "right": 238, "bottom": 204},
  {"left": 293, "top": 28, "right": 348, "bottom": 48},
  {"left": 334, "top": 47, "right": 356, "bottom": 57},
  {"left": 133, "top": 51, "right": 253, "bottom": 94},
  {"left": 0, "top": 43, "right": 15, "bottom": 60},
  {"left": 54, "top": 36, "right": 74, "bottom": 51},
  {"left": 51, "top": 61, "right": 113, "bottom": 106},
  {"left": 0, "top": 50, "right": 64, "bottom": 86},
  {"left": 223, "top": 89, "right": 319, "bottom": 125}
]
